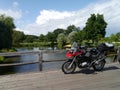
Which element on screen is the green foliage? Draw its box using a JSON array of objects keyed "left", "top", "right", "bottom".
[
  {"left": 0, "top": 15, "right": 15, "bottom": 49},
  {"left": 74, "top": 30, "right": 85, "bottom": 44},
  {"left": 53, "top": 28, "right": 65, "bottom": 38},
  {"left": 1, "top": 13, "right": 119, "bottom": 49},
  {"left": 12, "top": 30, "right": 25, "bottom": 46},
  {"left": 46, "top": 32, "right": 56, "bottom": 49},
  {"left": 116, "top": 32, "right": 120, "bottom": 38},
  {"left": 84, "top": 14, "right": 107, "bottom": 44},
  {"left": 0, "top": 48, "right": 17, "bottom": 52},
  {"left": 39, "top": 34, "right": 47, "bottom": 42},
  {"left": 67, "top": 31, "right": 77, "bottom": 44},
  {"left": 65, "top": 25, "right": 78, "bottom": 35},
  {"left": 57, "top": 33, "right": 66, "bottom": 49},
  {"left": 24, "top": 35, "right": 38, "bottom": 43},
  {"left": 46, "top": 32, "right": 56, "bottom": 42},
  {"left": 0, "top": 56, "right": 4, "bottom": 62}
]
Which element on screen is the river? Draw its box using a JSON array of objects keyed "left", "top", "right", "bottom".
[
  {"left": 0, "top": 49, "right": 66, "bottom": 75},
  {"left": 0, "top": 49, "right": 115, "bottom": 75}
]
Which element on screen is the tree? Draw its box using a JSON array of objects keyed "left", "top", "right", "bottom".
[
  {"left": 53, "top": 28, "right": 65, "bottom": 39},
  {"left": 74, "top": 30, "right": 85, "bottom": 44},
  {"left": 57, "top": 33, "right": 66, "bottom": 49},
  {"left": 110, "top": 34, "right": 119, "bottom": 42},
  {"left": 116, "top": 32, "right": 120, "bottom": 37},
  {"left": 39, "top": 34, "right": 46, "bottom": 42},
  {"left": 84, "top": 14, "right": 107, "bottom": 44},
  {"left": 67, "top": 31, "right": 77, "bottom": 44},
  {"left": 65, "top": 25, "right": 78, "bottom": 35},
  {"left": 46, "top": 32, "right": 56, "bottom": 49},
  {"left": 24, "top": 35, "right": 38, "bottom": 43},
  {"left": 0, "top": 15, "right": 15, "bottom": 49},
  {"left": 116, "top": 32, "right": 120, "bottom": 41},
  {"left": 12, "top": 30, "right": 25, "bottom": 46}
]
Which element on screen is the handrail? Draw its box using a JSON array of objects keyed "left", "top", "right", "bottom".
[
  {"left": 0, "top": 51, "right": 40, "bottom": 56},
  {"left": 0, "top": 51, "right": 43, "bottom": 71},
  {"left": 0, "top": 48, "right": 120, "bottom": 72},
  {"left": 0, "top": 61, "right": 39, "bottom": 66}
]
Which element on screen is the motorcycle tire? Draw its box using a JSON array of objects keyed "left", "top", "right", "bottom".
[
  {"left": 62, "top": 61, "right": 76, "bottom": 74},
  {"left": 93, "top": 59, "right": 105, "bottom": 71}
]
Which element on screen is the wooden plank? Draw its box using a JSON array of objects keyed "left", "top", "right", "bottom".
[
  {"left": 0, "top": 51, "right": 40, "bottom": 56},
  {"left": 117, "top": 46, "right": 120, "bottom": 62},
  {"left": 43, "top": 59, "right": 66, "bottom": 62},
  {"left": 0, "top": 51, "right": 40, "bottom": 67},
  {"left": 39, "top": 52, "right": 43, "bottom": 71},
  {"left": 0, "top": 63, "right": 120, "bottom": 90},
  {"left": 0, "top": 61, "right": 39, "bottom": 67}
]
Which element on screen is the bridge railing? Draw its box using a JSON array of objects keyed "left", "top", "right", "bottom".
[
  {"left": 0, "top": 47, "right": 120, "bottom": 72},
  {"left": 0, "top": 50, "right": 67, "bottom": 71}
]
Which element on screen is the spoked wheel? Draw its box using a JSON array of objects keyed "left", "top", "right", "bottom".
[
  {"left": 62, "top": 61, "right": 76, "bottom": 74},
  {"left": 93, "top": 60, "right": 105, "bottom": 71},
  {"left": 118, "top": 56, "right": 120, "bottom": 64}
]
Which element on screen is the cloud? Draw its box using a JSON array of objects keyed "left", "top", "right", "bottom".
[
  {"left": 0, "top": 1, "right": 22, "bottom": 20},
  {"left": 22, "top": 0, "right": 120, "bottom": 36},
  {"left": 0, "top": 9, "right": 22, "bottom": 19},
  {"left": 36, "top": 10, "right": 75, "bottom": 25}
]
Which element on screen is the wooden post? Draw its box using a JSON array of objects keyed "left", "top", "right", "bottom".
[
  {"left": 38, "top": 51, "right": 43, "bottom": 71},
  {"left": 117, "top": 46, "right": 120, "bottom": 63},
  {"left": 113, "top": 48, "right": 118, "bottom": 62}
]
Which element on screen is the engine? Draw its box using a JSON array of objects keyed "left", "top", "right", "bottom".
[{"left": 77, "top": 56, "right": 91, "bottom": 68}]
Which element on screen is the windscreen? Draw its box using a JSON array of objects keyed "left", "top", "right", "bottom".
[{"left": 71, "top": 42, "right": 78, "bottom": 50}]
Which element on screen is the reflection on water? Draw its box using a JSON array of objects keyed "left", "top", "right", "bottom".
[{"left": 0, "top": 49, "right": 115, "bottom": 75}]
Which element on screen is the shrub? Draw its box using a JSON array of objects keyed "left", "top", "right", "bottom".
[{"left": 0, "top": 56, "right": 4, "bottom": 62}]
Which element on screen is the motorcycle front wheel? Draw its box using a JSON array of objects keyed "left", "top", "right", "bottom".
[
  {"left": 93, "top": 60, "right": 105, "bottom": 71},
  {"left": 62, "top": 61, "right": 76, "bottom": 74}
]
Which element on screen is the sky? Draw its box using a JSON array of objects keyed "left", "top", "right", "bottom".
[{"left": 0, "top": 0, "right": 120, "bottom": 36}]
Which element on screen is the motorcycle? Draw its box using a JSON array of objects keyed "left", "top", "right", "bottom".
[{"left": 62, "top": 42, "right": 114, "bottom": 74}]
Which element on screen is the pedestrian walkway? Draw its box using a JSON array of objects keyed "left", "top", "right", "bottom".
[{"left": 0, "top": 63, "right": 120, "bottom": 90}]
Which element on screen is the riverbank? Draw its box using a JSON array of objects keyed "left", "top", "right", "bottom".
[{"left": 0, "top": 48, "right": 17, "bottom": 62}]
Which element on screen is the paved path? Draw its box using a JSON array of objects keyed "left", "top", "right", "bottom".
[{"left": 0, "top": 63, "right": 120, "bottom": 90}]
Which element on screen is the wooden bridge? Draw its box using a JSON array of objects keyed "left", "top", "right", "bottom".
[
  {"left": 0, "top": 47, "right": 120, "bottom": 90},
  {"left": 0, "top": 63, "right": 120, "bottom": 90}
]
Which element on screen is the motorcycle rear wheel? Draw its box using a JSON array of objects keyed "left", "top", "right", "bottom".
[
  {"left": 93, "top": 60, "right": 105, "bottom": 71},
  {"left": 62, "top": 61, "right": 76, "bottom": 74}
]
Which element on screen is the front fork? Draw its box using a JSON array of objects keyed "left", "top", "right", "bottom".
[{"left": 68, "top": 56, "right": 76, "bottom": 68}]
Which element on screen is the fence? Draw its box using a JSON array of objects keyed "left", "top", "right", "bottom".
[
  {"left": 0, "top": 50, "right": 66, "bottom": 71},
  {"left": 0, "top": 47, "right": 120, "bottom": 72}
]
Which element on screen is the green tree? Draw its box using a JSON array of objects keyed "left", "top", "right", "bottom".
[
  {"left": 116, "top": 32, "right": 120, "bottom": 37},
  {"left": 46, "top": 32, "right": 56, "bottom": 49},
  {"left": 0, "top": 15, "right": 15, "bottom": 49},
  {"left": 65, "top": 25, "right": 78, "bottom": 35},
  {"left": 116, "top": 32, "right": 120, "bottom": 41},
  {"left": 53, "top": 28, "right": 65, "bottom": 39},
  {"left": 39, "top": 34, "right": 46, "bottom": 42},
  {"left": 12, "top": 30, "right": 25, "bottom": 46},
  {"left": 84, "top": 14, "right": 107, "bottom": 44},
  {"left": 110, "top": 34, "right": 119, "bottom": 42},
  {"left": 24, "top": 35, "right": 38, "bottom": 43},
  {"left": 57, "top": 33, "right": 66, "bottom": 49},
  {"left": 74, "top": 30, "right": 85, "bottom": 44},
  {"left": 67, "top": 31, "right": 77, "bottom": 44}
]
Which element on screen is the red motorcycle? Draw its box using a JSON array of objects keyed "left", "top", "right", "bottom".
[{"left": 62, "top": 42, "right": 114, "bottom": 74}]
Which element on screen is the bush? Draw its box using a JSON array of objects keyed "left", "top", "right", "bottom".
[
  {"left": 0, "top": 56, "right": 4, "bottom": 62},
  {"left": 0, "top": 48, "right": 17, "bottom": 53}
]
